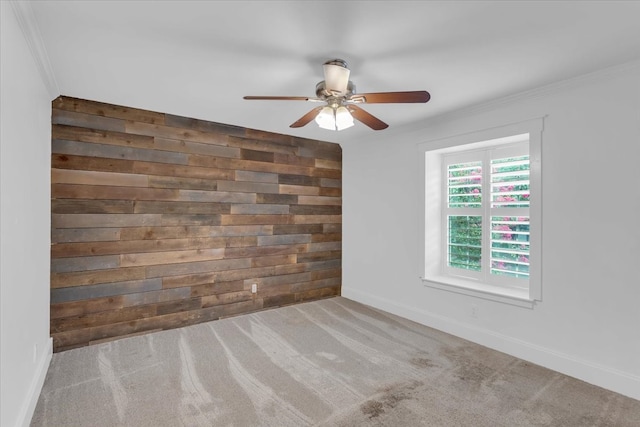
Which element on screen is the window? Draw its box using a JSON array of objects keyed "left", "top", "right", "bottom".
[
  {"left": 444, "top": 143, "right": 530, "bottom": 285},
  {"left": 419, "top": 119, "right": 543, "bottom": 307}
]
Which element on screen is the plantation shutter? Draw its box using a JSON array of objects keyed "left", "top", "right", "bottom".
[{"left": 443, "top": 143, "right": 530, "bottom": 286}]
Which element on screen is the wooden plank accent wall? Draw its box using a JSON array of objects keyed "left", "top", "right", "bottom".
[{"left": 50, "top": 96, "right": 341, "bottom": 351}]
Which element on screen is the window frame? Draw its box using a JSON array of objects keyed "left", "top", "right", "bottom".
[{"left": 418, "top": 118, "right": 543, "bottom": 307}]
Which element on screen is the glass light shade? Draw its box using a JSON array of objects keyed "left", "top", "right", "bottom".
[
  {"left": 323, "top": 63, "right": 350, "bottom": 95},
  {"left": 315, "top": 106, "right": 336, "bottom": 130},
  {"left": 335, "top": 106, "right": 354, "bottom": 131}
]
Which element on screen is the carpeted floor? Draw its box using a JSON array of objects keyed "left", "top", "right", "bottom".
[{"left": 31, "top": 297, "right": 640, "bottom": 426}]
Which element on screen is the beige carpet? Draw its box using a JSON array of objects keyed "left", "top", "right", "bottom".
[{"left": 31, "top": 297, "right": 639, "bottom": 426}]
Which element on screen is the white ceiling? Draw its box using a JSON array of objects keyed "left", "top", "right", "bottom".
[{"left": 30, "top": 1, "right": 640, "bottom": 144}]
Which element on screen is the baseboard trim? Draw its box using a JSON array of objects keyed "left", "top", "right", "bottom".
[
  {"left": 342, "top": 288, "right": 640, "bottom": 401},
  {"left": 17, "top": 337, "right": 52, "bottom": 427}
]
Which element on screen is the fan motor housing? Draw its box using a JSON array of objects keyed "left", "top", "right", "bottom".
[{"left": 315, "top": 80, "right": 356, "bottom": 100}]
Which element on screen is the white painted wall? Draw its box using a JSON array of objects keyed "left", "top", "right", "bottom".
[
  {"left": 342, "top": 61, "right": 640, "bottom": 400},
  {"left": 1, "top": 2, "right": 54, "bottom": 426}
]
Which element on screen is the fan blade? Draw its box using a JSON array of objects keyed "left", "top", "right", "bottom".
[
  {"left": 290, "top": 107, "right": 323, "bottom": 128},
  {"left": 353, "top": 91, "right": 430, "bottom": 104},
  {"left": 347, "top": 105, "right": 389, "bottom": 130},
  {"left": 244, "top": 96, "right": 311, "bottom": 101}
]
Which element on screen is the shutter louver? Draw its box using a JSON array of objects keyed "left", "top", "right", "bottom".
[
  {"left": 448, "top": 161, "right": 482, "bottom": 208},
  {"left": 490, "top": 155, "right": 530, "bottom": 279}
]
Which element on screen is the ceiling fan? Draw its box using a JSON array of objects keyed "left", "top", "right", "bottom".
[{"left": 244, "top": 59, "right": 431, "bottom": 131}]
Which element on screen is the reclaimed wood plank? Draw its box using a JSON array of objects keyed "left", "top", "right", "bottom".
[
  {"left": 52, "top": 236, "right": 238, "bottom": 258},
  {"left": 51, "top": 255, "right": 120, "bottom": 273},
  {"left": 51, "top": 329, "right": 91, "bottom": 351},
  {"left": 119, "top": 225, "right": 271, "bottom": 240},
  {"left": 228, "top": 136, "right": 297, "bottom": 155},
  {"left": 256, "top": 234, "right": 311, "bottom": 246},
  {"left": 53, "top": 96, "right": 165, "bottom": 124},
  {"left": 262, "top": 293, "right": 296, "bottom": 308},
  {"left": 310, "top": 168, "right": 342, "bottom": 180},
  {"left": 240, "top": 148, "right": 275, "bottom": 163},
  {"left": 53, "top": 139, "right": 189, "bottom": 165},
  {"left": 278, "top": 174, "right": 320, "bottom": 187},
  {"left": 52, "top": 228, "right": 121, "bottom": 243},
  {"left": 134, "top": 201, "right": 230, "bottom": 215},
  {"left": 296, "top": 250, "right": 342, "bottom": 263},
  {"left": 125, "top": 121, "right": 230, "bottom": 146},
  {"left": 278, "top": 184, "right": 320, "bottom": 196},
  {"left": 52, "top": 168, "right": 148, "bottom": 187},
  {"left": 223, "top": 244, "right": 307, "bottom": 259},
  {"left": 122, "top": 288, "right": 193, "bottom": 308},
  {"left": 244, "top": 129, "right": 296, "bottom": 145},
  {"left": 217, "top": 180, "right": 279, "bottom": 194},
  {"left": 315, "top": 158, "right": 342, "bottom": 170},
  {"left": 188, "top": 154, "right": 312, "bottom": 176},
  {"left": 133, "top": 160, "right": 234, "bottom": 181},
  {"left": 160, "top": 214, "right": 221, "bottom": 226},
  {"left": 311, "top": 232, "right": 342, "bottom": 243},
  {"left": 323, "top": 223, "right": 342, "bottom": 233},
  {"left": 120, "top": 248, "right": 225, "bottom": 267},
  {"left": 295, "top": 286, "right": 340, "bottom": 302},
  {"left": 320, "top": 178, "right": 341, "bottom": 188},
  {"left": 256, "top": 193, "right": 298, "bottom": 205},
  {"left": 189, "top": 280, "right": 246, "bottom": 297},
  {"left": 272, "top": 224, "right": 323, "bottom": 235},
  {"left": 220, "top": 214, "right": 293, "bottom": 226},
  {"left": 145, "top": 258, "right": 252, "bottom": 278},
  {"left": 234, "top": 170, "right": 278, "bottom": 183},
  {"left": 298, "top": 195, "right": 342, "bottom": 206},
  {"left": 154, "top": 137, "right": 240, "bottom": 158},
  {"left": 292, "top": 215, "right": 341, "bottom": 224},
  {"left": 293, "top": 137, "right": 342, "bottom": 156},
  {"left": 179, "top": 189, "right": 256, "bottom": 203},
  {"left": 155, "top": 297, "right": 203, "bottom": 316},
  {"left": 52, "top": 109, "right": 125, "bottom": 132},
  {"left": 164, "top": 114, "right": 245, "bottom": 136},
  {"left": 52, "top": 213, "right": 163, "bottom": 228},
  {"left": 319, "top": 187, "right": 342, "bottom": 197},
  {"left": 308, "top": 241, "right": 342, "bottom": 252},
  {"left": 289, "top": 205, "right": 341, "bottom": 215},
  {"left": 303, "top": 259, "right": 342, "bottom": 271},
  {"left": 52, "top": 184, "right": 176, "bottom": 202},
  {"left": 53, "top": 124, "right": 154, "bottom": 149},
  {"left": 291, "top": 277, "right": 341, "bottom": 293},
  {"left": 311, "top": 268, "right": 342, "bottom": 281},
  {"left": 201, "top": 290, "right": 254, "bottom": 308},
  {"left": 148, "top": 175, "right": 218, "bottom": 191},
  {"left": 52, "top": 154, "right": 135, "bottom": 174},
  {"left": 52, "top": 200, "right": 135, "bottom": 214},
  {"left": 50, "top": 296, "right": 125, "bottom": 319},
  {"left": 243, "top": 272, "right": 311, "bottom": 288},
  {"left": 297, "top": 145, "right": 342, "bottom": 161},
  {"left": 251, "top": 254, "right": 296, "bottom": 268},
  {"left": 51, "top": 278, "right": 162, "bottom": 303},
  {"left": 51, "top": 266, "right": 146, "bottom": 288},
  {"left": 51, "top": 305, "right": 158, "bottom": 332},
  {"left": 230, "top": 204, "right": 289, "bottom": 215},
  {"left": 273, "top": 153, "right": 316, "bottom": 167}
]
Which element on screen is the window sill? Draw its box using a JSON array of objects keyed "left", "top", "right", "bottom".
[{"left": 421, "top": 275, "right": 536, "bottom": 308}]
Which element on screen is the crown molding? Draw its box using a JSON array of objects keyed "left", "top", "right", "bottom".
[
  {"left": 9, "top": 0, "right": 60, "bottom": 100},
  {"left": 423, "top": 59, "right": 640, "bottom": 127},
  {"left": 348, "top": 58, "right": 640, "bottom": 146}
]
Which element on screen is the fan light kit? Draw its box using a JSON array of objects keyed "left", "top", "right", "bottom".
[{"left": 244, "top": 59, "right": 431, "bottom": 131}]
